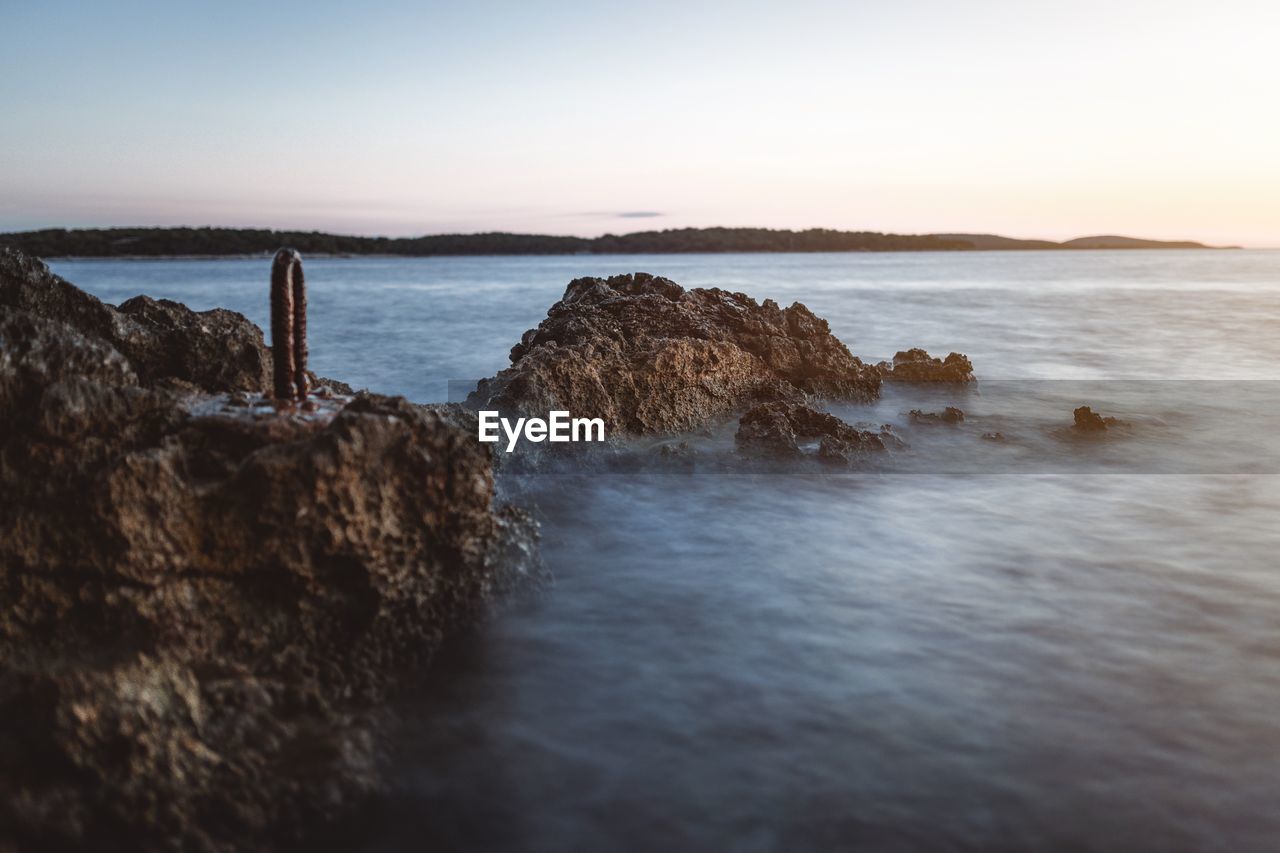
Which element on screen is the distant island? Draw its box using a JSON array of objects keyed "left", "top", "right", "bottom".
[{"left": 0, "top": 226, "right": 1223, "bottom": 258}]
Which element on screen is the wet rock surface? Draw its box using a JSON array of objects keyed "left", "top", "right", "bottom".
[
  {"left": 0, "top": 249, "right": 537, "bottom": 851},
  {"left": 467, "top": 273, "right": 882, "bottom": 435},
  {"left": 876, "top": 348, "right": 975, "bottom": 382}
]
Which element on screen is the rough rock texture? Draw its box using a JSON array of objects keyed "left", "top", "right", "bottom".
[
  {"left": 0, "top": 250, "right": 272, "bottom": 394},
  {"left": 1073, "top": 405, "right": 1124, "bottom": 432},
  {"left": 0, "top": 249, "right": 536, "bottom": 851},
  {"left": 735, "top": 401, "right": 895, "bottom": 460},
  {"left": 467, "top": 273, "right": 881, "bottom": 435},
  {"left": 910, "top": 406, "right": 965, "bottom": 424},
  {"left": 876, "top": 348, "right": 974, "bottom": 382}
]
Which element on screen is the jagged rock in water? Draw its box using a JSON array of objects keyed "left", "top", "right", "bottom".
[
  {"left": 467, "top": 273, "right": 881, "bottom": 435},
  {"left": 910, "top": 406, "right": 965, "bottom": 424},
  {"left": 0, "top": 248, "right": 538, "bottom": 851},
  {"left": 876, "top": 348, "right": 974, "bottom": 382},
  {"left": 735, "top": 400, "right": 893, "bottom": 460},
  {"left": 1073, "top": 405, "right": 1124, "bottom": 432}
]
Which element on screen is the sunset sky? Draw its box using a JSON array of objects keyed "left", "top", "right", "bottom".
[{"left": 3, "top": 0, "right": 1277, "bottom": 245}]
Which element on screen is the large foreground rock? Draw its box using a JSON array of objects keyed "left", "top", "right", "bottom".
[
  {"left": 0, "top": 249, "right": 535, "bottom": 851},
  {"left": 468, "top": 273, "right": 881, "bottom": 435}
]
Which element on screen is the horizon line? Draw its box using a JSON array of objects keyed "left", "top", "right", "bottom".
[{"left": 0, "top": 223, "right": 1256, "bottom": 249}]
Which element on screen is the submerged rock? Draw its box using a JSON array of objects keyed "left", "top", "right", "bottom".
[
  {"left": 467, "top": 273, "right": 881, "bottom": 435},
  {"left": 876, "top": 348, "right": 974, "bottom": 382},
  {"left": 735, "top": 400, "right": 892, "bottom": 460},
  {"left": 0, "top": 249, "right": 537, "bottom": 851},
  {"left": 910, "top": 406, "right": 965, "bottom": 424}
]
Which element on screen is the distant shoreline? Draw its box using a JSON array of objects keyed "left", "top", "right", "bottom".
[{"left": 2, "top": 226, "right": 1235, "bottom": 260}]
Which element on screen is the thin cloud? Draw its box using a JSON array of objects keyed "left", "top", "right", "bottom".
[{"left": 571, "top": 211, "right": 665, "bottom": 219}]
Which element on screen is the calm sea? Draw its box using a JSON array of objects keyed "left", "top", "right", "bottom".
[{"left": 53, "top": 250, "right": 1280, "bottom": 851}]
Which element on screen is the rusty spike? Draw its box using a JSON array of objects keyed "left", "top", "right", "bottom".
[
  {"left": 290, "top": 256, "right": 309, "bottom": 399},
  {"left": 270, "top": 249, "right": 308, "bottom": 401}
]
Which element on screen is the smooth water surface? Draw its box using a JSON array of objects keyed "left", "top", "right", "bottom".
[{"left": 53, "top": 251, "right": 1280, "bottom": 851}]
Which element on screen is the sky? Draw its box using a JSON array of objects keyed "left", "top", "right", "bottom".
[{"left": 1, "top": 0, "right": 1277, "bottom": 245}]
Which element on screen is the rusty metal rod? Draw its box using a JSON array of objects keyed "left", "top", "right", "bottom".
[
  {"left": 290, "top": 254, "right": 309, "bottom": 399},
  {"left": 270, "top": 248, "right": 308, "bottom": 400}
]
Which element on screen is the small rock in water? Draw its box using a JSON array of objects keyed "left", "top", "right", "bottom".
[
  {"left": 1073, "top": 405, "right": 1125, "bottom": 432},
  {"left": 910, "top": 406, "right": 965, "bottom": 424},
  {"left": 656, "top": 440, "right": 693, "bottom": 458},
  {"left": 982, "top": 431, "right": 1007, "bottom": 442}
]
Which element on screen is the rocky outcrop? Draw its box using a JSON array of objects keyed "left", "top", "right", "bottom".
[
  {"left": 735, "top": 401, "right": 898, "bottom": 461},
  {"left": 0, "top": 249, "right": 537, "bottom": 851},
  {"left": 875, "top": 348, "right": 974, "bottom": 382},
  {"left": 467, "top": 273, "right": 881, "bottom": 435}
]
